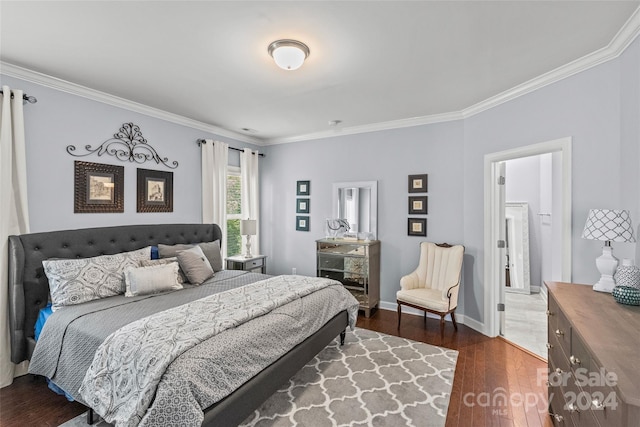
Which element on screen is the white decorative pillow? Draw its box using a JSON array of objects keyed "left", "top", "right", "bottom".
[
  {"left": 124, "top": 262, "right": 182, "bottom": 297},
  {"left": 43, "top": 247, "right": 151, "bottom": 310},
  {"left": 139, "top": 257, "right": 187, "bottom": 284},
  {"left": 176, "top": 246, "right": 214, "bottom": 285}
]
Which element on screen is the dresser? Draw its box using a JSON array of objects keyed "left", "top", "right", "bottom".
[
  {"left": 316, "top": 239, "right": 380, "bottom": 317},
  {"left": 546, "top": 281, "right": 640, "bottom": 427}
]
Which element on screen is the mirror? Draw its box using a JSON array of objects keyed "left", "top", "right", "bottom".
[
  {"left": 505, "top": 202, "right": 531, "bottom": 294},
  {"left": 332, "top": 181, "right": 378, "bottom": 239}
]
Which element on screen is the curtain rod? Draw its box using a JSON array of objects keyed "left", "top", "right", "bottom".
[
  {"left": 196, "top": 139, "right": 265, "bottom": 157},
  {"left": 0, "top": 90, "right": 37, "bottom": 104}
]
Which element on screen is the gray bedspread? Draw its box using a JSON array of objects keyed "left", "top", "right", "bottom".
[{"left": 29, "top": 271, "right": 358, "bottom": 426}]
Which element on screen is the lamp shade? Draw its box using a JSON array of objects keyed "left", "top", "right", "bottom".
[
  {"left": 240, "top": 219, "right": 257, "bottom": 236},
  {"left": 581, "top": 209, "right": 635, "bottom": 242},
  {"left": 268, "top": 39, "right": 310, "bottom": 71}
]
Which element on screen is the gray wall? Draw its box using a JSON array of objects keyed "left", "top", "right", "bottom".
[
  {"left": 0, "top": 74, "right": 259, "bottom": 233},
  {"left": 3, "top": 36, "right": 638, "bottom": 331},
  {"left": 264, "top": 37, "right": 640, "bottom": 327},
  {"left": 260, "top": 121, "right": 466, "bottom": 308}
]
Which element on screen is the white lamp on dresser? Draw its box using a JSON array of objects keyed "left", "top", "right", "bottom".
[{"left": 581, "top": 209, "right": 635, "bottom": 292}]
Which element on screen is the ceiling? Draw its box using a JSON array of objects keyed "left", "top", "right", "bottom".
[{"left": 1, "top": 1, "right": 639, "bottom": 145}]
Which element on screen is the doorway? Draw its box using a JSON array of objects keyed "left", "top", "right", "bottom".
[{"left": 483, "top": 138, "right": 573, "bottom": 354}]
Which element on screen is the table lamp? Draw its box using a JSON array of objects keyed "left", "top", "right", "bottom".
[
  {"left": 240, "top": 219, "right": 257, "bottom": 258},
  {"left": 581, "top": 209, "right": 635, "bottom": 292}
]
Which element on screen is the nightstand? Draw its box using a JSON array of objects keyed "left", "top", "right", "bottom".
[{"left": 225, "top": 254, "right": 267, "bottom": 274}]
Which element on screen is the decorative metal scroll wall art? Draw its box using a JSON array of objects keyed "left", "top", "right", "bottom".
[{"left": 66, "top": 122, "right": 178, "bottom": 169}]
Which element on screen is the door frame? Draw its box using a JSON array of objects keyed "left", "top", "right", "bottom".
[{"left": 483, "top": 137, "right": 573, "bottom": 337}]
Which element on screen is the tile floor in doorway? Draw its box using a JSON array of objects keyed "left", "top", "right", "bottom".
[{"left": 504, "top": 290, "right": 547, "bottom": 359}]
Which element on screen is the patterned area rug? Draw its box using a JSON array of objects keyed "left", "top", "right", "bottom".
[{"left": 59, "top": 328, "right": 458, "bottom": 427}]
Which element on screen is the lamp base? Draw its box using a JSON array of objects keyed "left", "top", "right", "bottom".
[
  {"left": 592, "top": 245, "right": 618, "bottom": 293},
  {"left": 244, "top": 236, "right": 253, "bottom": 258}
]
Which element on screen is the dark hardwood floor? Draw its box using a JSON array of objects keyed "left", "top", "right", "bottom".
[{"left": 0, "top": 309, "right": 553, "bottom": 427}]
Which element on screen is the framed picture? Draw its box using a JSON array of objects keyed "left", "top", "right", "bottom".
[
  {"left": 408, "top": 196, "right": 428, "bottom": 214},
  {"left": 297, "top": 180, "right": 310, "bottom": 196},
  {"left": 408, "top": 174, "right": 428, "bottom": 193},
  {"left": 74, "top": 161, "right": 124, "bottom": 213},
  {"left": 296, "top": 216, "right": 310, "bottom": 231},
  {"left": 137, "top": 168, "right": 173, "bottom": 212},
  {"left": 296, "top": 198, "right": 310, "bottom": 214},
  {"left": 408, "top": 218, "right": 427, "bottom": 236}
]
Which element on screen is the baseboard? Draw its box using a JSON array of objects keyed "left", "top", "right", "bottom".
[
  {"left": 378, "top": 300, "right": 486, "bottom": 335},
  {"left": 540, "top": 283, "right": 548, "bottom": 304}
]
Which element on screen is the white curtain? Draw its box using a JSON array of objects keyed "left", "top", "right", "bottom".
[
  {"left": 240, "top": 149, "right": 260, "bottom": 254},
  {"left": 201, "top": 140, "right": 229, "bottom": 259},
  {"left": 0, "top": 86, "right": 31, "bottom": 387}
]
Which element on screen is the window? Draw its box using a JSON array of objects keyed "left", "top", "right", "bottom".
[{"left": 226, "top": 166, "right": 242, "bottom": 256}]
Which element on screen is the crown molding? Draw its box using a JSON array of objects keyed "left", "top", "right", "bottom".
[
  {"left": 461, "top": 5, "right": 640, "bottom": 118},
  {"left": 2, "top": 5, "right": 638, "bottom": 146},
  {"left": 263, "top": 111, "right": 464, "bottom": 145},
  {"left": 265, "top": 6, "right": 640, "bottom": 144},
  {"left": 0, "top": 62, "right": 264, "bottom": 146}
]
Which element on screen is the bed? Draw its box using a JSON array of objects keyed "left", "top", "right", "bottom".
[{"left": 8, "top": 223, "right": 357, "bottom": 426}]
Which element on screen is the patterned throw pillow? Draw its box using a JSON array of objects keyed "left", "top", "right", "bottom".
[
  {"left": 139, "top": 257, "right": 188, "bottom": 284},
  {"left": 124, "top": 262, "right": 183, "bottom": 297},
  {"left": 43, "top": 247, "right": 151, "bottom": 310},
  {"left": 176, "top": 246, "right": 214, "bottom": 285}
]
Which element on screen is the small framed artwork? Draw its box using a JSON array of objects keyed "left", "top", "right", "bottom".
[
  {"left": 408, "top": 174, "right": 428, "bottom": 193},
  {"left": 296, "top": 180, "right": 310, "bottom": 196},
  {"left": 74, "top": 161, "right": 124, "bottom": 213},
  {"left": 408, "top": 218, "right": 427, "bottom": 236},
  {"left": 137, "top": 168, "right": 173, "bottom": 213},
  {"left": 296, "top": 198, "right": 310, "bottom": 214},
  {"left": 408, "top": 196, "right": 428, "bottom": 214},
  {"left": 296, "top": 216, "right": 310, "bottom": 231}
]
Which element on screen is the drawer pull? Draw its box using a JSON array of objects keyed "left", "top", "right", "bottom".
[
  {"left": 549, "top": 413, "right": 564, "bottom": 423},
  {"left": 546, "top": 343, "right": 553, "bottom": 349},
  {"left": 592, "top": 398, "right": 604, "bottom": 410},
  {"left": 546, "top": 309, "right": 554, "bottom": 316},
  {"left": 567, "top": 403, "right": 579, "bottom": 413},
  {"left": 569, "top": 355, "right": 581, "bottom": 365},
  {"left": 555, "top": 329, "right": 564, "bottom": 337},
  {"left": 555, "top": 367, "right": 563, "bottom": 375}
]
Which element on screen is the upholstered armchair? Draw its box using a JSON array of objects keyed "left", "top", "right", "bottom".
[{"left": 397, "top": 242, "right": 464, "bottom": 333}]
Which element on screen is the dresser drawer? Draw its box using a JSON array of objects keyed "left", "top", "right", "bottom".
[
  {"left": 589, "top": 357, "right": 624, "bottom": 427},
  {"left": 548, "top": 296, "right": 571, "bottom": 356},
  {"left": 568, "top": 329, "right": 590, "bottom": 375},
  {"left": 247, "top": 258, "right": 263, "bottom": 268},
  {"left": 564, "top": 373, "right": 600, "bottom": 427},
  {"left": 549, "top": 381, "right": 574, "bottom": 427}
]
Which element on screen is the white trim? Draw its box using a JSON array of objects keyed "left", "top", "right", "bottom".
[
  {"left": 483, "top": 137, "right": 572, "bottom": 338},
  {"left": 0, "top": 62, "right": 263, "bottom": 146},
  {"left": 265, "top": 111, "right": 464, "bottom": 145},
  {"left": 2, "top": 7, "right": 638, "bottom": 146},
  {"left": 263, "top": 6, "right": 639, "bottom": 144},
  {"left": 378, "top": 300, "right": 486, "bottom": 335}
]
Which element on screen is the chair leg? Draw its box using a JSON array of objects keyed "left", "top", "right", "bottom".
[
  {"left": 397, "top": 303, "right": 401, "bottom": 329},
  {"left": 424, "top": 311, "right": 427, "bottom": 324},
  {"left": 440, "top": 315, "right": 445, "bottom": 337},
  {"left": 451, "top": 311, "right": 458, "bottom": 330}
]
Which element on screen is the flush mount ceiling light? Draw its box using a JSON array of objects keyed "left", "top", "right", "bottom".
[{"left": 268, "top": 39, "right": 310, "bottom": 71}]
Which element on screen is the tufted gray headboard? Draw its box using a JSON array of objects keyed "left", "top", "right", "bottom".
[{"left": 8, "top": 223, "right": 222, "bottom": 364}]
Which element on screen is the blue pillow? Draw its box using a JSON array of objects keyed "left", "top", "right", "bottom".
[
  {"left": 34, "top": 303, "right": 53, "bottom": 341},
  {"left": 151, "top": 245, "right": 159, "bottom": 260}
]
